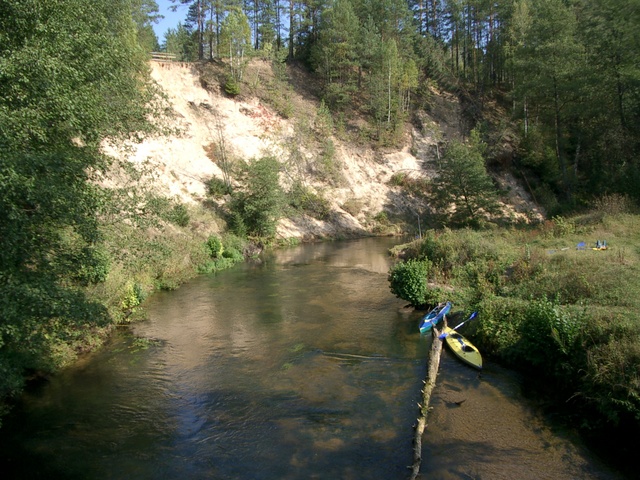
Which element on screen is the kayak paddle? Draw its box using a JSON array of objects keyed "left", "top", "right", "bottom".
[{"left": 438, "top": 311, "right": 478, "bottom": 339}]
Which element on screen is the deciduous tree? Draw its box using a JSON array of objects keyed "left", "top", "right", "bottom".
[{"left": 0, "top": 0, "right": 157, "bottom": 399}]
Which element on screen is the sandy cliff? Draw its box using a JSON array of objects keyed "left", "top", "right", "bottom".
[{"left": 103, "top": 60, "right": 541, "bottom": 240}]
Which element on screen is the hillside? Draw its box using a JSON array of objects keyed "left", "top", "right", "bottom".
[{"left": 103, "top": 59, "right": 543, "bottom": 240}]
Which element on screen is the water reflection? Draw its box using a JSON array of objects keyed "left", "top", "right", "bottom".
[{"left": 0, "top": 237, "right": 625, "bottom": 479}]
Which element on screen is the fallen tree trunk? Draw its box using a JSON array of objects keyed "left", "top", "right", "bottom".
[{"left": 409, "top": 323, "right": 445, "bottom": 480}]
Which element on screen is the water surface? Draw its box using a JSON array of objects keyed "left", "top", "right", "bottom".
[{"left": 0, "top": 238, "right": 624, "bottom": 479}]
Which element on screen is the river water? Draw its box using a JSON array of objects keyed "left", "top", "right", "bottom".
[{"left": 0, "top": 238, "right": 625, "bottom": 479}]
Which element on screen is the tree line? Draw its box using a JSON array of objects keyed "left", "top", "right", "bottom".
[{"left": 159, "top": 0, "right": 639, "bottom": 212}]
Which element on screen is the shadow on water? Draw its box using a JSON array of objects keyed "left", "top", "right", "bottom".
[
  {"left": 421, "top": 347, "right": 626, "bottom": 480},
  {"left": 0, "top": 237, "right": 628, "bottom": 479}
]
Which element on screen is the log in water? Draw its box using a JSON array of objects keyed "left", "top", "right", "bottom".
[{"left": 410, "top": 323, "right": 445, "bottom": 480}]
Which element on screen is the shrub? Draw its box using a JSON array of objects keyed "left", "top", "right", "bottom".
[
  {"left": 593, "top": 193, "right": 635, "bottom": 216},
  {"left": 144, "top": 195, "right": 190, "bottom": 227},
  {"left": 222, "top": 233, "right": 247, "bottom": 254},
  {"left": 206, "top": 235, "right": 224, "bottom": 258},
  {"left": 388, "top": 259, "right": 432, "bottom": 307},
  {"left": 75, "top": 246, "right": 111, "bottom": 285},
  {"left": 121, "top": 282, "right": 146, "bottom": 313},
  {"left": 550, "top": 215, "right": 575, "bottom": 237},
  {"left": 229, "top": 156, "right": 283, "bottom": 238},
  {"left": 374, "top": 211, "right": 389, "bottom": 225},
  {"left": 341, "top": 198, "right": 364, "bottom": 217},
  {"left": 227, "top": 210, "right": 248, "bottom": 237},
  {"left": 207, "top": 176, "right": 232, "bottom": 197},
  {"left": 317, "top": 138, "right": 343, "bottom": 185},
  {"left": 222, "top": 246, "right": 244, "bottom": 262},
  {"left": 224, "top": 76, "right": 240, "bottom": 96},
  {"left": 167, "top": 204, "right": 190, "bottom": 227},
  {"left": 288, "top": 182, "right": 332, "bottom": 220},
  {"left": 315, "top": 100, "right": 334, "bottom": 137},
  {"left": 388, "top": 172, "right": 407, "bottom": 187}
]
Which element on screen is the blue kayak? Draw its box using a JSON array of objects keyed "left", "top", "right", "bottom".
[{"left": 419, "top": 301, "right": 452, "bottom": 334}]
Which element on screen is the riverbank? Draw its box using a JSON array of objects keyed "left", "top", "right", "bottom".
[
  {"left": 391, "top": 202, "right": 640, "bottom": 478},
  {"left": 0, "top": 237, "right": 626, "bottom": 479}
]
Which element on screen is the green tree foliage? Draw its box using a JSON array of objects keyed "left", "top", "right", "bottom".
[
  {"left": 368, "top": 38, "right": 396, "bottom": 130},
  {"left": 220, "top": 8, "right": 252, "bottom": 84},
  {"left": 229, "top": 157, "right": 284, "bottom": 238},
  {"left": 432, "top": 130, "right": 499, "bottom": 226},
  {"left": 163, "top": 22, "right": 198, "bottom": 61},
  {"left": 388, "top": 259, "right": 432, "bottom": 307},
  {"left": 206, "top": 235, "right": 225, "bottom": 258},
  {"left": 131, "top": 0, "right": 161, "bottom": 52},
  {"left": 512, "top": 0, "right": 583, "bottom": 201},
  {"left": 574, "top": 0, "right": 640, "bottom": 199},
  {"left": 310, "top": 0, "right": 360, "bottom": 108},
  {"left": 307, "top": 0, "right": 420, "bottom": 136},
  {"left": 175, "top": 0, "right": 207, "bottom": 59},
  {"left": 0, "top": 0, "right": 157, "bottom": 398}
]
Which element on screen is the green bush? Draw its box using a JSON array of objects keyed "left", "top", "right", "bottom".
[
  {"left": 341, "top": 198, "right": 364, "bottom": 217},
  {"left": 388, "top": 259, "right": 432, "bottom": 307},
  {"left": 167, "top": 204, "right": 190, "bottom": 227},
  {"left": 75, "top": 246, "right": 111, "bottom": 285},
  {"left": 121, "top": 282, "right": 146, "bottom": 312},
  {"left": 516, "top": 298, "right": 580, "bottom": 371},
  {"left": 227, "top": 210, "right": 248, "bottom": 237},
  {"left": 198, "top": 233, "right": 246, "bottom": 274},
  {"left": 207, "top": 176, "right": 232, "bottom": 197},
  {"left": 222, "top": 233, "right": 247, "bottom": 254},
  {"left": 229, "top": 157, "right": 283, "bottom": 238},
  {"left": 224, "top": 76, "right": 240, "bottom": 96},
  {"left": 206, "top": 235, "right": 224, "bottom": 258},
  {"left": 144, "top": 195, "right": 190, "bottom": 227},
  {"left": 288, "top": 182, "right": 332, "bottom": 220},
  {"left": 222, "top": 246, "right": 244, "bottom": 262}
]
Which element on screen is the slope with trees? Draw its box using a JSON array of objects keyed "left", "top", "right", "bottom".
[
  {"left": 0, "top": 0, "right": 162, "bottom": 414},
  {"left": 2, "top": 1, "right": 640, "bottom": 474}
]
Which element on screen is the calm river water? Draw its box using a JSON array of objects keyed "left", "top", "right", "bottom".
[{"left": 0, "top": 238, "right": 625, "bottom": 479}]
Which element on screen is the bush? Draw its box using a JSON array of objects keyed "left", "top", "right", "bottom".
[
  {"left": 222, "top": 246, "right": 244, "bottom": 262},
  {"left": 229, "top": 157, "right": 283, "bottom": 238},
  {"left": 207, "top": 176, "right": 232, "bottom": 197},
  {"left": 75, "top": 246, "right": 111, "bottom": 285},
  {"left": 198, "top": 236, "right": 245, "bottom": 274},
  {"left": 167, "top": 204, "right": 190, "bottom": 227},
  {"left": 121, "top": 282, "right": 146, "bottom": 313},
  {"left": 341, "top": 198, "right": 364, "bottom": 217},
  {"left": 288, "top": 182, "right": 332, "bottom": 220},
  {"left": 388, "top": 259, "right": 432, "bottom": 307},
  {"left": 144, "top": 195, "right": 190, "bottom": 227},
  {"left": 227, "top": 210, "right": 248, "bottom": 237},
  {"left": 224, "top": 76, "right": 240, "bottom": 96},
  {"left": 206, "top": 235, "right": 224, "bottom": 258}
]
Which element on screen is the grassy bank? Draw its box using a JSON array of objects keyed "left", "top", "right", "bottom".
[{"left": 394, "top": 199, "right": 640, "bottom": 471}]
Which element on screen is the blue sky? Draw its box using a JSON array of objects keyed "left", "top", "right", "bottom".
[{"left": 153, "top": 0, "right": 187, "bottom": 40}]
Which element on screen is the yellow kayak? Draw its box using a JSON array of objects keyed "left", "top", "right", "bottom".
[{"left": 442, "top": 326, "right": 483, "bottom": 370}]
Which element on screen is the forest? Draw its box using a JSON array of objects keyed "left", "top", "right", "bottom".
[
  {"left": 1, "top": 0, "right": 640, "bottom": 474},
  {"left": 159, "top": 0, "right": 640, "bottom": 213}
]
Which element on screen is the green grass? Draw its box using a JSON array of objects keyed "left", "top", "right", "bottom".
[{"left": 396, "top": 207, "right": 640, "bottom": 446}]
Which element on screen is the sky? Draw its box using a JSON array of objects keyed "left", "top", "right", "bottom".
[{"left": 152, "top": 0, "right": 187, "bottom": 40}]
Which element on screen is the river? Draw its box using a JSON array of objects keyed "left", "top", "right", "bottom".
[{"left": 0, "top": 237, "right": 624, "bottom": 479}]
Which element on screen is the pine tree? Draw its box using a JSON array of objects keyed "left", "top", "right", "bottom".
[{"left": 431, "top": 130, "right": 499, "bottom": 226}]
